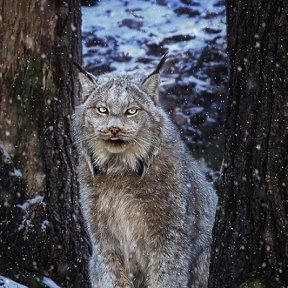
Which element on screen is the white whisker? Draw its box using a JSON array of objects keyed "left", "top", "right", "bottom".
[
  {"left": 133, "top": 138, "right": 148, "bottom": 151},
  {"left": 136, "top": 137, "right": 160, "bottom": 150},
  {"left": 74, "top": 133, "right": 98, "bottom": 144}
]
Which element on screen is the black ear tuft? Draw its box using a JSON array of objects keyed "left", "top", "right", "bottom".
[
  {"left": 72, "top": 60, "right": 96, "bottom": 84},
  {"left": 71, "top": 60, "right": 98, "bottom": 101},
  {"left": 152, "top": 52, "right": 168, "bottom": 75},
  {"left": 141, "top": 52, "right": 168, "bottom": 85},
  {"left": 141, "top": 53, "right": 168, "bottom": 103}
]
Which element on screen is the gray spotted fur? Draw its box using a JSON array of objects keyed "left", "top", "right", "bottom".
[{"left": 72, "top": 62, "right": 217, "bottom": 288}]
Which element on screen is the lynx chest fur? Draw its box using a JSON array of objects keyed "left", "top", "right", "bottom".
[{"left": 72, "top": 57, "right": 217, "bottom": 288}]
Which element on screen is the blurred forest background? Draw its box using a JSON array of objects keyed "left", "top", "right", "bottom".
[{"left": 0, "top": 0, "right": 287, "bottom": 287}]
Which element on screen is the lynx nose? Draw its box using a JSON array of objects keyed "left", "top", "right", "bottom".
[{"left": 109, "top": 126, "right": 121, "bottom": 136}]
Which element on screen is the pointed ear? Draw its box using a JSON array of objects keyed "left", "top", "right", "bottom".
[
  {"left": 141, "top": 73, "right": 160, "bottom": 103},
  {"left": 79, "top": 73, "right": 96, "bottom": 96},
  {"left": 141, "top": 53, "right": 168, "bottom": 104},
  {"left": 72, "top": 61, "right": 97, "bottom": 101}
]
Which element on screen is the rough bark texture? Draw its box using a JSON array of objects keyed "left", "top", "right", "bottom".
[
  {"left": 0, "top": 1, "right": 90, "bottom": 287},
  {"left": 209, "top": 1, "right": 288, "bottom": 287}
]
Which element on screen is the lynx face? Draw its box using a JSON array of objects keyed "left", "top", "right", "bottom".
[{"left": 73, "top": 72, "right": 164, "bottom": 175}]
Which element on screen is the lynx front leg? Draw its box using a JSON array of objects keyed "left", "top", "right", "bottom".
[
  {"left": 190, "top": 249, "right": 210, "bottom": 288},
  {"left": 147, "top": 232, "right": 191, "bottom": 288},
  {"left": 89, "top": 244, "right": 133, "bottom": 288}
]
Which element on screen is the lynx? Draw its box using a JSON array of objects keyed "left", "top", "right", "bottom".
[{"left": 72, "top": 56, "right": 217, "bottom": 288}]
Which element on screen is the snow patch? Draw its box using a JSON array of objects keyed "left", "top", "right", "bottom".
[
  {"left": 42, "top": 277, "right": 61, "bottom": 288},
  {"left": 41, "top": 220, "right": 50, "bottom": 231},
  {"left": 16, "top": 195, "right": 44, "bottom": 210},
  {"left": 82, "top": 0, "right": 226, "bottom": 75},
  {"left": 0, "top": 140, "right": 11, "bottom": 164},
  {"left": 0, "top": 276, "right": 28, "bottom": 288},
  {"left": 0, "top": 276, "right": 61, "bottom": 288},
  {"left": 9, "top": 168, "right": 22, "bottom": 177}
]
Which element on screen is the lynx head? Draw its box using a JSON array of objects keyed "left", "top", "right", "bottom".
[{"left": 72, "top": 55, "right": 168, "bottom": 176}]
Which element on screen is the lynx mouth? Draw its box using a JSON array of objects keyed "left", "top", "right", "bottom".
[{"left": 107, "top": 138, "right": 126, "bottom": 145}]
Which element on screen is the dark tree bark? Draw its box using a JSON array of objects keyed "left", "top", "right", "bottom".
[
  {"left": 0, "top": 1, "right": 90, "bottom": 287},
  {"left": 209, "top": 1, "right": 288, "bottom": 287}
]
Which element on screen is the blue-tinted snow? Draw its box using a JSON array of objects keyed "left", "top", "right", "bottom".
[
  {"left": 0, "top": 140, "right": 12, "bottom": 164},
  {"left": 82, "top": 0, "right": 225, "bottom": 77},
  {"left": 0, "top": 276, "right": 61, "bottom": 288},
  {"left": 42, "top": 277, "right": 61, "bottom": 288},
  {"left": 0, "top": 276, "right": 27, "bottom": 288},
  {"left": 41, "top": 219, "right": 50, "bottom": 231},
  {"left": 16, "top": 195, "right": 44, "bottom": 210},
  {"left": 9, "top": 168, "right": 22, "bottom": 177}
]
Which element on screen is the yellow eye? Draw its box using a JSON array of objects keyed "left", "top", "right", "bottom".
[
  {"left": 126, "top": 108, "right": 138, "bottom": 115},
  {"left": 97, "top": 107, "right": 108, "bottom": 114}
]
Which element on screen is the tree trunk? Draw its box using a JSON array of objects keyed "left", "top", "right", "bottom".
[
  {"left": 209, "top": 1, "right": 288, "bottom": 287},
  {"left": 0, "top": 1, "right": 90, "bottom": 287}
]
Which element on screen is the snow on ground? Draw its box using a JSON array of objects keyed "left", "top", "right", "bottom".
[
  {"left": 0, "top": 276, "right": 27, "bottom": 288},
  {"left": 82, "top": 0, "right": 225, "bottom": 77},
  {"left": 0, "top": 276, "right": 61, "bottom": 288},
  {"left": 42, "top": 277, "right": 61, "bottom": 288}
]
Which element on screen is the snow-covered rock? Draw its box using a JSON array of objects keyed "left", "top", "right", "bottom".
[{"left": 0, "top": 276, "right": 27, "bottom": 288}]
